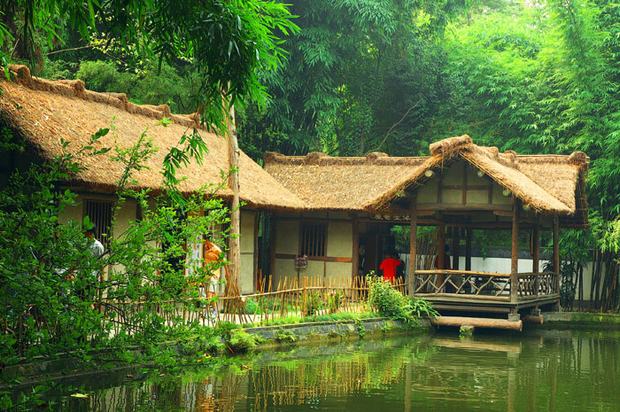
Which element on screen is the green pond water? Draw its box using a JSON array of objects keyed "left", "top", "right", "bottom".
[{"left": 18, "top": 329, "right": 620, "bottom": 411}]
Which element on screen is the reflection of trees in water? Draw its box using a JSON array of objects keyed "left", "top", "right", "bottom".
[
  {"left": 246, "top": 343, "right": 429, "bottom": 410},
  {"left": 72, "top": 332, "right": 620, "bottom": 411}
]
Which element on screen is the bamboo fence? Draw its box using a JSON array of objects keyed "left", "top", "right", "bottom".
[{"left": 100, "top": 275, "right": 406, "bottom": 334}]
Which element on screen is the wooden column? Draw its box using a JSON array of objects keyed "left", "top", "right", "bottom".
[
  {"left": 436, "top": 220, "right": 445, "bottom": 292},
  {"left": 553, "top": 216, "right": 560, "bottom": 297},
  {"left": 451, "top": 228, "right": 460, "bottom": 270},
  {"left": 532, "top": 226, "right": 540, "bottom": 274},
  {"left": 532, "top": 225, "right": 540, "bottom": 297},
  {"left": 408, "top": 199, "right": 417, "bottom": 297},
  {"left": 352, "top": 216, "right": 359, "bottom": 278},
  {"left": 511, "top": 200, "right": 520, "bottom": 303},
  {"left": 437, "top": 221, "right": 446, "bottom": 269},
  {"left": 465, "top": 228, "right": 472, "bottom": 271}
]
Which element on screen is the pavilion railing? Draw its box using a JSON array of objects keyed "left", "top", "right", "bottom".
[
  {"left": 517, "top": 272, "right": 559, "bottom": 298},
  {"left": 413, "top": 270, "right": 559, "bottom": 301}
]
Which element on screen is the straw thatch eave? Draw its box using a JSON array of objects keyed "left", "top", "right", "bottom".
[
  {"left": 0, "top": 65, "right": 306, "bottom": 211},
  {"left": 264, "top": 135, "right": 589, "bottom": 225}
]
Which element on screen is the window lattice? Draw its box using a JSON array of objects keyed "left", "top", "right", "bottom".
[{"left": 300, "top": 223, "right": 327, "bottom": 257}]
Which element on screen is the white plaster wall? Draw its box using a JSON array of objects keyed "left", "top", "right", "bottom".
[
  {"left": 274, "top": 220, "right": 300, "bottom": 255},
  {"left": 326, "top": 221, "right": 353, "bottom": 257},
  {"left": 239, "top": 211, "right": 256, "bottom": 294}
]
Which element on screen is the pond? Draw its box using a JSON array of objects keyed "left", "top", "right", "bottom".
[{"left": 18, "top": 328, "right": 620, "bottom": 411}]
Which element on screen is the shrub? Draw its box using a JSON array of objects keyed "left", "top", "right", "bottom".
[
  {"left": 368, "top": 277, "right": 410, "bottom": 319},
  {"left": 244, "top": 298, "right": 262, "bottom": 314},
  {"left": 354, "top": 319, "right": 366, "bottom": 338},
  {"left": 303, "top": 292, "right": 323, "bottom": 316},
  {"left": 327, "top": 291, "right": 344, "bottom": 314},
  {"left": 228, "top": 329, "right": 257, "bottom": 353},
  {"left": 367, "top": 277, "right": 437, "bottom": 324},
  {"left": 274, "top": 328, "right": 298, "bottom": 344},
  {"left": 410, "top": 297, "right": 439, "bottom": 318}
]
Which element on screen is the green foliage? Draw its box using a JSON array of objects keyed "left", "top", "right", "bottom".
[
  {"left": 0, "top": 124, "right": 231, "bottom": 362},
  {"left": 238, "top": 0, "right": 468, "bottom": 157},
  {"left": 303, "top": 292, "right": 323, "bottom": 317},
  {"left": 274, "top": 328, "right": 298, "bottom": 344},
  {"left": 354, "top": 319, "right": 366, "bottom": 339},
  {"left": 327, "top": 291, "right": 344, "bottom": 314},
  {"left": 410, "top": 297, "right": 440, "bottom": 319},
  {"left": 367, "top": 277, "right": 437, "bottom": 324},
  {"left": 244, "top": 298, "right": 262, "bottom": 315},
  {"left": 459, "top": 325, "right": 474, "bottom": 338},
  {"left": 175, "top": 327, "right": 226, "bottom": 357},
  {"left": 227, "top": 329, "right": 257, "bottom": 353},
  {"left": 368, "top": 277, "right": 411, "bottom": 320},
  {"left": 250, "top": 311, "right": 376, "bottom": 327}
]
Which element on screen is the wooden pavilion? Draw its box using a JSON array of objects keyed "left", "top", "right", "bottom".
[{"left": 265, "top": 135, "right": 589, "bottom": 320}]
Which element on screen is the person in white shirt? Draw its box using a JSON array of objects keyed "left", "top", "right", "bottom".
[{"left": 85, "top": 227, "right": 105, "bottom": 258}]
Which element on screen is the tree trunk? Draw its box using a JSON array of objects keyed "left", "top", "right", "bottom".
[{"left": 225, "top": 97, "right": 241, "bottom": 297}]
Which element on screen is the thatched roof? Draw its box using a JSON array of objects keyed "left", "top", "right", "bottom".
[
  {"left": 0, "top": 65, "right": 305, "bottom": 210},
  {"left": 264, "top": 135, "right": 589, "bottom": 225}
]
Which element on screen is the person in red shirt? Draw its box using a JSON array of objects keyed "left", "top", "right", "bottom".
[{"left": 379, "top": 252, "right": 402, "bottom": 283}]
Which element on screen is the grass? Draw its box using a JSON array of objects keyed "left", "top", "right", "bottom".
[{"left": 244, "top": 311, "right": 377, "bottom": 328}]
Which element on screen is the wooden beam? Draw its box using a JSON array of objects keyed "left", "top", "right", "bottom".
[
  {"left": 511, "top": 200, "right": 519, "bottom": 303},
  {"left": 431, "top": 316, "right": 523, "bottom": 331},
  {"left": 408, "top": 199, "right": 417, "bottom": 297}
]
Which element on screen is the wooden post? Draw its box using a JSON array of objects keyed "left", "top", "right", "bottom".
[
  {"left": 437, "top": 221, "right": 446, "bottom": 269},
  {"left": 408, "top": 199, "right": 417, "bottom": 297},
  {"left": 452, "top": 227, "right": 460, "bottom": 270},
  {"left": 436, "top": 220, "right": 445, "bottom": 292},
  {"left": 532, "top": 226, "right": 540, "bottom": 273},
  {"left": 465, "top": 228, "right": 472, "bottom": 271},
  {"left": 553, "top": 215, "right": 560, "bottom": 297},
  {"left": 226, "top": 96, "right": 241, "bottom": 296},
  {"left": 352, "top": 216, "right": 359, "bottom": 278},
  {"left": 532, "top": 225, "right": 540, "bottom": 296},
  {"left": 511, "top": 200, "right": 520, "bottom": 303}
]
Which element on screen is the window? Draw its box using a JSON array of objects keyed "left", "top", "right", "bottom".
[
  {"left": 84, "top": 199, "right": 113, "bottom": 246},
  {"left": 300, "top": 222, "right": 327, "bottom": 257}
]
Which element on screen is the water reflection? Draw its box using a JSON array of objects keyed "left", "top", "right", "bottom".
[{"left": 50, "top": 330, "right": 620, "bottom": 411}]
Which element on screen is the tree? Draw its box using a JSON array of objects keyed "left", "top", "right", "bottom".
[
  {"left": 1, "top": 0, "right": 298, "bottom": 295},
  {"left": 238, "top": 0, "right": 468, "bottom": 158}
]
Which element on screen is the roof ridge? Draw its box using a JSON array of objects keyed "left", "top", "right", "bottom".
[
  {"left": 264, "top": 151, "right": 426, "bottom": 166},
  {"left": 6, "top": 64, "right": 202, "bottom": 130}
]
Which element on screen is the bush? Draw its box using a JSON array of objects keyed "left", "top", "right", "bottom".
[
  {"left": 327, "top": 291, "right": 344, "bottom": 314},
  {"left": 410, "top": 297, "right": 439, "bottom": 318},
  {"left": 303, "top": 292, "right": 323, "bottom": 316},
  {"left": 368, "top": 277, "right": 410, "bottom": 319},
  {"left": 274, "top": 328, "right": 298, "bottom": 344},
  {"left": 228, "top": 329, "right": 257, "bottom": 353},
  {"left": 244, "top": 298, "right": 262, "bottom": 314},
  {"left": 367, "top": 277, "right": 437, "bottom": 324}
]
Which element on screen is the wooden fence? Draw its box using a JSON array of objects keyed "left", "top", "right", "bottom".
[{"left": 100, "top": 276, "right": 406, "bottom": 334}]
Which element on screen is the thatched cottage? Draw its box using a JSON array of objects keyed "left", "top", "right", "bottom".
[
  {"left": 264, "top": 135, "right": 588, "bottom": 314},
  {"left": 1, "top": 66, "right": 589, "bottom": 313},
  {"left": 0, "top": 65, "right": 304, "bottom": 294}
]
